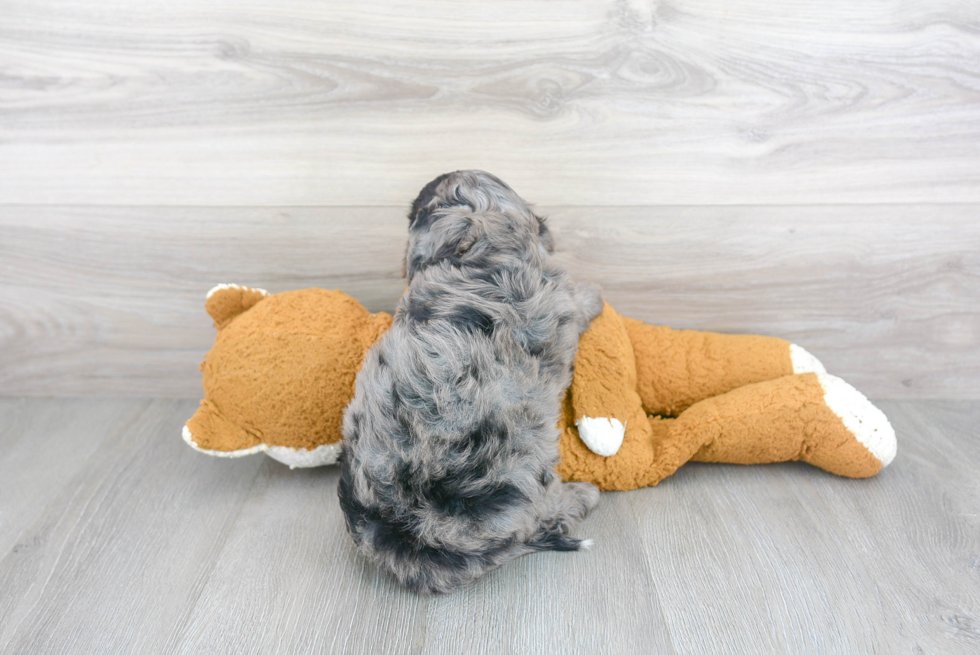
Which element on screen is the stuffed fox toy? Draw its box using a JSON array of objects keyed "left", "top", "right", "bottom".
[{"left": 184, "top": 284, "right": 896, "bottom": 491}]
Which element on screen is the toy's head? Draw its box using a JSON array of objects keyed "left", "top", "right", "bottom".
[{"left": 182, "top": 285, "right": 392, "bottom": 468}]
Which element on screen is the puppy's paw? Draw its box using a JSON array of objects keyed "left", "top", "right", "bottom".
[{"left": 566, "top": 481, "right": 601, "bottom": 516}]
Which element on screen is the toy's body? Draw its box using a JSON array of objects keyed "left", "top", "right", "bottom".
[{"left": 184, "top": 285, "right": 896, "bottom": 489}]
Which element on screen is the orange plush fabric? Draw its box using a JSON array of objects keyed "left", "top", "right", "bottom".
[
  {"left": 687, "top": 373, "right": 883, "bottom": 479},
  {"left": 184, "top": 286, "right": 895, "bottom": 489},
  {"left": 623, "top": 318, "right": 793, "bottom": 417},
  {"left": 186, "top": 288, "right": 391, "bottom": 452},
  {"left": 556, "top": 303, "right": 891, "bottom": 490}
]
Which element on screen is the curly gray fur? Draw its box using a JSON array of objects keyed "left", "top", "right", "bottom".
[{"left": 338, "top": 170, "right": 603, "bottom": 594}]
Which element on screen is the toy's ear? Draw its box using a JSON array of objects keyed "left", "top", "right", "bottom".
[{"left": 204, "top": 283, "right": 269, "bottom": 329}]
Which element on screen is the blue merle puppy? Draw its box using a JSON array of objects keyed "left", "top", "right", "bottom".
[{"left": 338, "top": 170, "right": 603, "bottom": 594}]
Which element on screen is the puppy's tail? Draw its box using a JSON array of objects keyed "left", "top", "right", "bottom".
[
  {"left": 394, "top": 530, "right": 592, "bottom": 594},
  {"left": 525, "top": 528, "right": 593, "bottom": 553}
]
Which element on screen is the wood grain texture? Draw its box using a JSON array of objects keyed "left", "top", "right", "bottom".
[
  {"left": 0, "top": 399, "right": 143, "bottom": 558},
  {"left": 555, "top": 204, "right": 980, "bottom": 399},
  {"left": 1, "top": 204, "right": 977, "bottom": 398},
  {"left": 1, "top": 399, "right": 977, "bottom": 653},
  {"left": 1, "top": 0, "right": 978, "bottom": 205},
  {"left": 627, "top": 398, "right": 980, "bottom": 654},
  {"left": 0, "top": 399, "right": 265, "bottom": 654},
  {"left": 176, "top": 467, "right": 675, "bottom": 654}
]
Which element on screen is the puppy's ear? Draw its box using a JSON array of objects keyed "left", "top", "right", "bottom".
[
  {"left": 409, "top": 172, "right": 453, "bottom": 230},
  {"left": 406, "top": 214, "right": 477, "bottom": 280},
  {"left": 535, "top": 214, "right": 555, "bottom": 253},
  {"left": 433, "top": 225, "right": 477, "bottom": 260}
]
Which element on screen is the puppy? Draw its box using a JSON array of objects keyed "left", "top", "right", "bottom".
[{"left": 338, "top": 170, "right": 603, "bottom": 594}]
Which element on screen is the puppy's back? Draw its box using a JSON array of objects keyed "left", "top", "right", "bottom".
[{"left": 338, "top": 171, "right": 600, "bottom": 594}]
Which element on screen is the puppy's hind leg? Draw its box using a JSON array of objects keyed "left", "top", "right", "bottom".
[
  {"left": 527, "top": 481, "right": 600, "bottom": 552},
  {"left": 554, "top": 481, "right": 600, "bottom": 527}
]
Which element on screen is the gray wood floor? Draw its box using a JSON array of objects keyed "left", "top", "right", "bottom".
[{"left": 0, "top": 398, "right": 977, "bottom": 654}]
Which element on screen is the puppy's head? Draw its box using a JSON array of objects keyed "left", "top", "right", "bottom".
[{"left": 405, "top": 170, "right": 553, "bottom": 281}]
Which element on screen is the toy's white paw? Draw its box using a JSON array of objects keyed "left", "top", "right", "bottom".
[
  {"left": 575, "top": 417, "right": 625, "bottom": 457},
  {"left": 181, "top": 424, "right": 266, "bottom": 458},
  {"left": 182, "top": 425, "right": 342, "bottom": 468},
  {"left": 790, "top": 343, "right": 827, "bottom": 374},
  {"left": 265, "top": 443, "right": 343, "bottom": 469},
  {"left": 817, "top": 374, "right": 897, "bottom": 467}
]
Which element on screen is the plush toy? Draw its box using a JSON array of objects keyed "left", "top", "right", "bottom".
[{"left": 183, "top": 284, "right": 896, "bottom": 490}]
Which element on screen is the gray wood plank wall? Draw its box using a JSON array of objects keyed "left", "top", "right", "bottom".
[
  {"left": 1, "top": 205, "right": 977, "bottom": 398},
  {"left": 1, "top": 0, "right": 979, "bottom": 398},
  {"left": 3, "top": 0, "right": 979, "bottom": 205}
]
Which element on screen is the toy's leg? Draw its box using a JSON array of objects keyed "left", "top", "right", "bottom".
[
  {"left": 567, "top": 303, "right": 642, "bottom": 457},
  {"left": 558, "top": 369, "right": 895, "bottom": 490},
  {"left": 183, "top": 399, "right": 265, "bottom": 456},
  {"left": 685, "top": 373, "right": 896, "bottom": 477},
  {"left": 184, "top": 401, "right": 343, "bottom": 468},
  {"left": 558, "top": 392, "right": 665, "bottom": 491},
  {"left": 621, "top": 318, "right": 826, "bottom": 416},
  {"left": 559, "top": 301, "right": 704, "bottom": 490}
]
